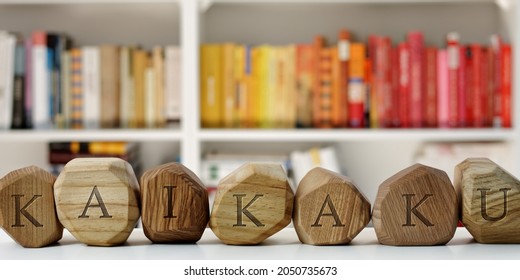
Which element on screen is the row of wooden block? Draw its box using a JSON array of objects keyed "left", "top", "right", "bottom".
[{"left": 0, "top": 157, "right": 518, "bottom": 248}]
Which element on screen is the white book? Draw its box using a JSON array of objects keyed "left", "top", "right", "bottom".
[
  {"left": 32, "top": 35, "right": 49, "bottom": 129},
  {"left": 165, "top": 46, "right": 181, "bottom": 122},
  {"left": 0, "top": 32, "right": 15, "bottom": 130},
  {"left": 145, "top": 66, "right": 156, "bottom": 128},
  {"left": 82, "top": 46, "right": 101, "bottom": 129},
  {"left": 290, "top": 146, "right": 341, "bottom": 186}
]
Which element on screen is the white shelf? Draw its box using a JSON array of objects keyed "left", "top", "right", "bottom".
[
  {"left": 0, "top": 227, "right": 516, "bottom": 260},
  {"left": 0, "top": 129, "right": 183, "bottom": 142},
  {"left": 0, "top": 0, "right": 178, "bottom": 4},
  {"left": 199, "top": 129, "right": 516, "bottom": 142}
]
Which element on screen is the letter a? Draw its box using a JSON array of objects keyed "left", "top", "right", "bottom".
[
  {"left": 78, "top": 186, "right": 112, "bottom": 219},
  {"left": 477, "top": 188, "right": 510, "bottom": 221},
  {"left": 311, "top": 194, "right": 345, "bottom": 227}
]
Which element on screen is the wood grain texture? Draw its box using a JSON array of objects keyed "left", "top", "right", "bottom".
[
  {"left": 209, "top": 163, "right": 294, "bottom": 245},
  {"left": 373, "top": 164, "right": 458, "bottom": 246},
  {"left": 54, "top": 158, "right": 140, "bottom": 246},
  {"left": 293, "top": 167, "right": 371, "bottom": 245},
  {"left": 455, "top": 158, "right": 520, "bottom": 243},
  {"left": 0, "top": 166, "right": 63, "bottom": 248},
  {"left": 140, "top": 162, "right": 209, "bottom": 243}
]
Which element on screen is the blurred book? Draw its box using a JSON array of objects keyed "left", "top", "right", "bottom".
[{"left": 290, "top": 146, "right": 341, "bottom": 186}]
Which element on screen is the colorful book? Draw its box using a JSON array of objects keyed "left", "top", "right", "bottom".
[
  {"left": 133, "top": 48, "right": 147, "bottom": 128},
  {"left": 437, "top": 49, "right": 449, "bottom": 128},
  {"left": 425, "top": 47, "right": 438, "bottom": 127},
  {"left": 200, "top": 44, "right": 222, "bottom": 128},
  {"left": 332, "top": 29, "right": 350, "bottom": 128},
  {"left": 100, "top": 45, "right": 120, "bottom": 128},
  {"left": 501, "top": 43, "right": 512, "bottom": 128},
  {"left": 31, "top": 31, "right": 50, "bottom": 129},
  {"left": 296, "top": 44, "right": 314, "bottom": 128},
  {"left": 60, "top": 51, "right": 71, "bottom": 129},
  {"left": 446, "top": 32, "right": 460, "bottom": 128},
  {"left": 82, "top": 46, "right": 101, "bottom": 129},
  {"left": 398, "top": 42, "right": 410, "bottom": 128},
  {"left": 347, "top": 43, "right": 366, "bottom": 128},
  {"left": 408, "top": 31, "right": 424, "bottom": 128},
  {"left": 70, "top": 48, "right": 83, "bottom": 129}
]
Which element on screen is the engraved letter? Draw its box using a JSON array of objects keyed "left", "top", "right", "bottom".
[
  {"left": 78, "top": 186, "right": 112, "bottom": 218},
  {"left": 478, "top": 188, "right": 510, "bottom": 221},
  {"left": 311, "top": 194, "right": 345, "bottom": 227},
  {"left": 163, "top": 186, "right": 177, "bottom": 218},
  {"left": 233, "top": 194, "right": 265, "bottom": 227},
  {"left": 402, "top": 194, "right": 434, "bottom": 227},
  {"left": 11, "top": 195, "right": 43, "bottom": 228}
]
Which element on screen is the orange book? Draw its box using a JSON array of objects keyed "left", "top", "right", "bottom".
[
  {"left": 332, "top": 29, "right": 350, "bottom": 128},
  {"left": 200, "top": 44, "right": 223, "bottom": 128},
  {"left": 133, "top": 49, "right": 147, "bottom": 128},
  {"left": 313, "top": 36, "right": 333, "bottom": 128}
]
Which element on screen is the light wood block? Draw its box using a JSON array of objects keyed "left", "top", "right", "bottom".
[
  {"left": 209, "top": 163, "right": 294, "bottom": 245},
  {"left": 0, "top": 166, "right": 63, "bottom": 248},
  {"left": 455, "top": 158, "right": 520, "bottom": 243},
  {"left": 54, "top": 158, "right": 140, "bottom": 246},
  {"left": 373, "top": 164, "right": 458, "bottom": 246},
  {"left": 293, "top": 167, "right": 371, "bottom": 245},
  {"left": 140, "top": 162, "right": 209, "bottom": 243}
]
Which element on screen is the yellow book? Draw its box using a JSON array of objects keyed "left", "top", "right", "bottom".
[
  {"left": 221, "top": 43, "right": 234, "bottom": 128},
  {"left": 234, "top": 45, "right": 247, "bottom": 127},
  {"left": 265, "top": 46, "right": 276, "bottom": 128},
  {"left": 255, "top": 45, "right": 271, "bottom": 128},
  {"left": 200, "top": 44, "right": 223, "bottom": 128},
  {"left": 284, "top": 46, "right": 297, "bottom": 128},
  {"left": 133, "top": 49, "right": 147, "bottom": 128},
  {"left": 153, "top": 46, "right": 165, "bottom": 128},
  {"left": 250, "top": 47, "right": 262, "bottom": 128}
]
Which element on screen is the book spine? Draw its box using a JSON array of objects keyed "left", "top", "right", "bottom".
[
  {"left": 398, "top": 42, "right": 410, "bottom": 128},
  {"left": 61, "top": 51, "right": 71, "bottom": 129},
  {"left": 119, "top": 47, "right": 130, "bottom": 128},
  {"left": 133, "top": 49, "right": 146, "bottom": 128},
  {"left": 24, "top": 38, "right": 33, "bottom": 128},
  {"left": 312, "top": 36, "right": 325, "bottom": 128},
  {"left": 82, "top": 46, "right": 101, "bottom": 129},
  {"left": 501, "top": 43, "right": 512, "bottom": 128},
  {"left": 348, "top": 43, "right": 366, "bottom": 128},
  {"left": 437, "top": 49, "right": 449, "bottom": 128},
  {"left": 145, "top": 57, "right": 156, "bottom": 128},
  {"left": 70, "top": 48, "right": 83, "bottom": 129},
  {"left": 368, "top": 35, "right": 378, "bottom": 128},
  {"left": 296, "top": 45, "right": 314, "bottom": 128},
  {"left": 390, "top": 46, "right": 400, "bottom": 127},
  {"left": 100, "top": 45, "right": 120, "bottom": 128},
  {"left": 165, "top": 46, "right": 181, "bottom": 123},
  {"left": 485, "top": 47, "right": 495, "bottom": 127},
  {"left": 32, "top": 31, "right": 49, "bottom": 129},
  {"left": 0, "top": 32, "right": 15, "bottom": 130},
  {"left": 333, "top": 29, "right": 350, "bottom": 128},
  {"left": 200, "top": 44, "right": 222, "bottom": 128},
  {"left": 221, "top": 43, "right": 234, "bottom": 128},
  {"left": 408, "top": 31, "right": 424, "bottom": 128},
  {"left": 470, "top": 44, "right": 484, "bottom": 127},
  {"left": 458, "top": 45, "right": 467, "bottom": 127},
  {"left": 491, "top": 35, "right": 502, "bottom": 127},
  {"left": 446, "top": 33, "right": 460, "bottom": 128},
  {"left": 425, "top": 47, "right": 438, "bottom": 127},
  {"left": 12, "top": 38, "right": 26, "bottom": 129},
  {"left": 153, "top": 46, "right": 165, "bottom": 128}
]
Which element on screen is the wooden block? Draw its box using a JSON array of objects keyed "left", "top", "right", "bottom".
[
  {"left": 209, "top": 163, "right": 294, "bottom": 245},
  {"left": 54, "top": 158, "right": 140, "bottom": 246},
  {"left": 455, "top": 158, "right": 520, "bottom": 243},
  {"left": 0, "top": 166, "right": 63, "bottom": 248},
  {"left": 373, "top": 164, "right": 458, "bottom": 246},
  {"left": 293, "top": 167, "right": 371, "bottom": 245},
  {"left": 140, "top": 162, "right": 209, "bottom": 243}
]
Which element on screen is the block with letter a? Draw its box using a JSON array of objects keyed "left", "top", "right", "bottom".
[
  {"left": 293, "top": 167, "right": 371, "bottom": 245},
  {"left": 209, "top": 163, "right": 294, "bottom": 245},
  {"left": 0, "top": 166, "right": 63, "bottom": 248},
  {"left": 54, "top": 158, "right": 140, "bottom": 246},
  {"left": 373, "top": 164, "right": 458, "bottom": 246},
  {"left": 455, "top": 158, "right": 520, "bottom": 243},
  {"left": 140, "top": 162, "right": 209, "bottom": 243}
]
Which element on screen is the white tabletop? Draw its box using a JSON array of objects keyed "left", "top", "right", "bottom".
[{"left": 0, "top": 227, "right": 519, "bottom": 260}]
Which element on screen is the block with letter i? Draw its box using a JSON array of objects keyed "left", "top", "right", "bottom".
[
  {"left": 455, "top": 158, "right": 520, "bottom": 243},
  {"left": 373, "top": 164, "right": 458, "bottom": 246},
  {"left": 54, "top": 158, "right": 140, "bottom": 246},
  {"left": 0, "top": 166, "right": 63, "bottom": 248},
  {"left": 209, "top": 163, "right": 294, "bottom": 245},
  {"left": 140, "top": 162, "right": 209, "bottom": 243},
  {"left": 293, "top": 168, "right": 371, "bottom": 245}
]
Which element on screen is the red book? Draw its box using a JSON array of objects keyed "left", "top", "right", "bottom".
[
  {"left": 390, "top": 46, "right": 400, "bottom": 127},
  {"left": 469, "top": 44, "right": 484, "bottom": 127},
  {"left": 484, "top": 47, "right": 495, "bottom": 127},
  {"left": 348, "top": 43, "right": 366, "bottom": 128},
  {"left": 373, "top": 36, "right": 392, "bottom": 128},
  {"left": 398, "top": 42, "right": 410, "bottom": 128},
  {"left": 491, "top": 35, "right": 502, "bottom": 127},
  {"left": 425, "top": 47, "right": 438, "bottom": 127},
  {"left": 501, "top": 43, "right": 512, "bottom": 128},
  {"left": 458, "top": 46, "right": 467, "bottom": 127},
  {"left": 447, "top": 32, "right": 460, "bottom": 128},
  {"left": 408, "top": 31, "right": 424, "bottom": 128}
]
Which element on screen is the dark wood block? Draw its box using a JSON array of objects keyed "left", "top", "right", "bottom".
[{"left": 140, "top": 162, "right": 209, "bottom": 243}]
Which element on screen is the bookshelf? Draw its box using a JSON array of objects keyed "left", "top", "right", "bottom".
[{"left": 0, "top": 0, "right": 518, "bottom": 205}]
